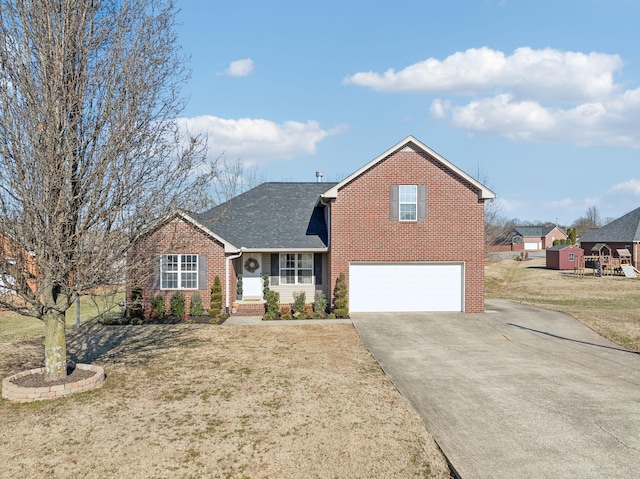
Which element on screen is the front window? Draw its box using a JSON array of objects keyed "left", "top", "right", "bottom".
[
  {"left": 568, "top": 253, "right": 574, "bottom": 261},
  {"left": 280, "top": 253, "right": 313, "bottom": 284},
  {"left": 161, "top": 254, "right": 198, "bottom": 289},
  {"left": 399, "top": 185, "right": 417, "bottom": 221}
]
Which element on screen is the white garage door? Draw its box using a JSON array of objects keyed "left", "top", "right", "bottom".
[
  {"left": 349, "top": 262, "right": 464, "bottom": 312},
  {"left": 524, "top": 242, "right": 541, "bottom": 250}
]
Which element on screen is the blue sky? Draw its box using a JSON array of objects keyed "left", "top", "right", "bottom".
[{"left": 175, "top": 0, "right": 640, "bottom": 226}]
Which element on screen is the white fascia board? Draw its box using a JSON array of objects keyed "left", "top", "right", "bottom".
[
  {"left": 239, "top": 247, "right": 329, "bottom": 253},
  {"left": 321, "top": 135, "right": 496, "bottom": 200}
]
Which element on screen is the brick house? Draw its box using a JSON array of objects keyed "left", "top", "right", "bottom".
[
  {"left": 511, "top": 225, "right": 567, "bottom": 250},
  {"left": 579, "top": 206, "right": 640, "bottom": 271},
  {"left": 0, "top": 232, "right": 38, "bottom": 295},
  {"left": 132, "top": 136, "right": 495, "bottom": 315}
]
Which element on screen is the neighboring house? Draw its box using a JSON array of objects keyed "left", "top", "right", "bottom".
[
  {"left": 0, "top": 232, "right": 37, "bottom": 296},
  {"left": 133, "top": 136, "right": 495, "bottom": 315},
  {"left": 579, "top": 206, "right": 640, "bottom": 270},
  {"left": 546, "top": 245, "right": 584, "bottom": 270},
  {"left": 511, "top": 225, "right": 567, "bottom": 250}
]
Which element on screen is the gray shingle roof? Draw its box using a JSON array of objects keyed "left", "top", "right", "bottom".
[
  {"left": 513, "top": 225, "right": 559, "bottom": 237},
  {"left": 195, "top": 182, "right": 337, "bottom": 250},
  {"left": 580, "top": 206, "right": 640, "bottom": 243}
]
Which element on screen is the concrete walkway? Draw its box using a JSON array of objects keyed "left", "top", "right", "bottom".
[{"left": 352, "top": 299, "right": 640, "bottom": 479}]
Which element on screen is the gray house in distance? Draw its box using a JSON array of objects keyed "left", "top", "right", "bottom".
[{"left": 580, "top": 206, "right": 640, "bottom": 270}]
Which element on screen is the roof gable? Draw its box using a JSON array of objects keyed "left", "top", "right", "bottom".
[
  {"left": 141, "top": 210, "right": 239, "bottom": 253},
  {"left": 580, "top": 206, "right": 640, "bottom": 243},
  {"left": 321, "top": 136, "right": 496, "bottom": 200}
]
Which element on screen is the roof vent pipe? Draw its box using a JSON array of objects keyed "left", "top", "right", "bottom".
[{"left": 316, "top": 171, "right": 323, "bottom": 182}]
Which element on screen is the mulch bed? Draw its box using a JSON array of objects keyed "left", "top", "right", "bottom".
[{"left": 9, "top": 365, "right": 95, "bottom": 388}]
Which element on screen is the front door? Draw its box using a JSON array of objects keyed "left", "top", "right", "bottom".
[{"left": 242, "top": 255, "right": 262, "bottom": 298}]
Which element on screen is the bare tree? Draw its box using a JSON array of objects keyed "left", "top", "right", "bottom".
[
  {"left": 472, "top": 164, "right": 511, "bottom": 251},
  {"left": 0, "top": 0, "right": 212, "bottom": 381},
  {"left": 585, "top": 206, "right": 601, "bottom": 228},
  {"left": 572, "top": 206, "right": 601, "bottom": 238},
  {"left": 209, "top": 156, "right": 267, "bottom": 205}
]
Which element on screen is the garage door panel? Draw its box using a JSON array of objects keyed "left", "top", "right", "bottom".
[{"left": 349, "top": 263, "right": 463, "bottom": 312}]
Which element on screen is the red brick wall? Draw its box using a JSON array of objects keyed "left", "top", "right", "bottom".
[
  {"left": 328, "top": 147, "right": 486, "bottom": 312},
  {"left": 544, "top": 228, "right": 567, "bottom": 249},
  {"left": 134, "top": 218, "right": 234, "bottom": 316}
]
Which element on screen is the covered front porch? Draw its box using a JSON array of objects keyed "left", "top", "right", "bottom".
[{"left": 230, "top": 251, "right": 330, "bottom": 315}]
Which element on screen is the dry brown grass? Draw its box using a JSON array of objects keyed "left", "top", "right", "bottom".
[
  {"left": 0, "top": 321, "right": 452, "bottom": 479},
  {"left": 486, "top": 256, "right": 640, "bottom": 351}
]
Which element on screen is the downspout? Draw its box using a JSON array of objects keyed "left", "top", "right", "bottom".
[{"left": 225, "top": 250, "right": 243, "bottom": 315}]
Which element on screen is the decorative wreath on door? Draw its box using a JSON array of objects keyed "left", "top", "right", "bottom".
[{"left": 244, "top": 257, "right": 260, "bottom": 273}]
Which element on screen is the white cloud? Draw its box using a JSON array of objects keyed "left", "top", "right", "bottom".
[
  {"left": 344, "top": 47, "right": 621, "bottom": 102},
  {"left": 178, "top": 115, "right": 345, "bottom": 165},
  {"left": 610, "top": 179, "right": 640, "bottom": 195},
  {"left": 344, "top": 47, "right": 640, "bottom": 148},
  {"left": 220, "top": 58, "right": 254, "bottom": 77},
  {"left": 434, "top": 87, "right": 640, "bottom": 147}
]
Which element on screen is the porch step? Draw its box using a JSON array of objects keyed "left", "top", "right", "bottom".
[{"left": 233, "top": 301, "right": 266, "bottom": 316}]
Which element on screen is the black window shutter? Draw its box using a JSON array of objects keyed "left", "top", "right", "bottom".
[
  {"left": 151, "top": 256, "right": 160, "bottom": 290},
  {"left": 270, "top": 253, "right": 279, "bottom": 285},
  {"left": 314, "top": 253, "right": 322, "bottom": 285},
  {"left": 390, "top": 185, "right": 399, "bottom": 220},
  {"left": 418, "top": 185, "right": 427, "bottom": 221},
  {"left": 198, "top": 255, "right": 207, "bottom": 290}
]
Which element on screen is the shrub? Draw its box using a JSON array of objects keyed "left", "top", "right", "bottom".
[
  {"left": 236, "top": 273, "right": 243, "bottom": 300},
  {"left": 313, "top": 290, "right": 327, "bottom": 314},
  {"left": 190, "top": 292, "right": 204, "bottom": 316},
  {"left": 170, "top": 291, "right": 186, "bottom": 318},
  {"left": 149, "top": 294, "right": 166, "bottom": 320},
  {"left": 279, "top": 304, "right": 292, "bottom": 320},
  {"left": 292, "top": 291, "right": 306, "bottom": 313},
  {"left": 332, "top": 272, "right": 349, "bottom": 318},
  {"left": 129, "top": 288, "right": 143, "bottom": 319},
  {"left": 209, "top": 313, "right": 227, "bottom": 325},
  {"left": 263, "top": 311, "right": 277, "bottom": 321},
  {"left": 210, "top": 275, "right": 223, "bottom": 316},
  {"left": 265, "top": 290, "right": 280, "bottom": 316},
  {"left": 303, "top": 304, "right": 314, "bottom": 319},
  {"left": 262, "top": 274, "right": 269, "bottom": 299}
]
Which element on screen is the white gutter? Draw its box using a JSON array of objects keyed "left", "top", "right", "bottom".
[{"left": 225, "top": 250, "right": 244, "bottom": 314}]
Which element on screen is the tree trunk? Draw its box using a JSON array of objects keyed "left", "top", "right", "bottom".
[{"left": 44, "top": 311, "right": 67, "bottom": 381}]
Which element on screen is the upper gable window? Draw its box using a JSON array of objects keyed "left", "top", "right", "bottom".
[
  {"left": 391, "top": 185, "right": 426, "bottom": 222},
  {"left": 399, "top": 185, "right": 417, "bottom": 221},
  {"left": 161, "top": 254, "right": 198, "bottom": 289}
]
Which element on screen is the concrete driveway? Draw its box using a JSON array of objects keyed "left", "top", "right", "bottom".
[{"left": 352, "top": 299, "right": 640, "bottom": 479}]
